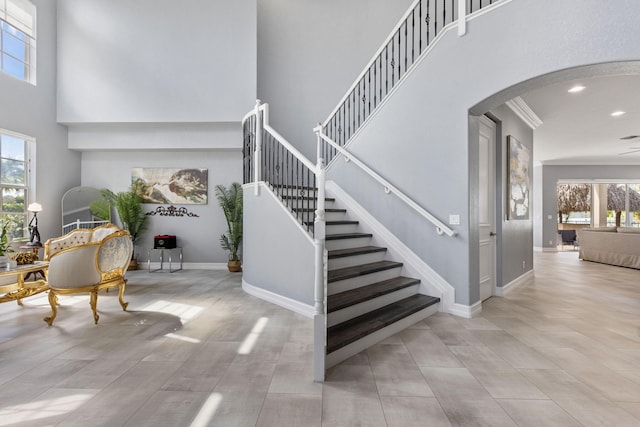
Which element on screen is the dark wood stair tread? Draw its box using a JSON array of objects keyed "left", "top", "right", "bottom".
[
  {"left": 326, "top": 232, "right": 373, "bottom": 241},
  {"left": 327, "top": 294, "right": 440, "bottom": 354},
  {"left": 328, "top": 246, "right": 387, "bottom": 259},
  {"left": 305, "top": 220, "right": 359, "bottom": 226},
  {"left": 328, "top": 260, "right": 402, "bottom": 283},
  {"left": 328, "top": 276, "right": 421, "bottom": 313}
]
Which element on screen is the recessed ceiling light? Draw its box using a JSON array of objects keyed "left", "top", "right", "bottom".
[
  {"left": 611, "top": 111, "right": 626, "bottom": 117},
  {"left": 568, "top": 85, "right": 586, "bottom": 93}
]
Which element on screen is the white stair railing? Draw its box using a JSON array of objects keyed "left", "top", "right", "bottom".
[{"left": 314, "top": 127, "right": 457, "bottom": 237}]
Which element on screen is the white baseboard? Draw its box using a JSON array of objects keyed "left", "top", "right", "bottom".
[
  {"left": 447, "top": 300, "right": 482, "bottom": 318},
  {"left": 536, "top": 246, "right": 558, "bottom": 253},
  {"left": 325, "top": 181, "right": 455, "bottom": 314},
  {"left": 242, "top": 278, "right": 315, "bottom": 318},
  {"left": 495, "top": 269, "right": 534, "bottom": 296},
  {"left": 145, "top": 262, "right": 228, "bottom": 271}
]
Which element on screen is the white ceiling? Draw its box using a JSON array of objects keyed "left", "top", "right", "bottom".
[{"left": 518, "top": 74, "right": 640, "bottom": 166}]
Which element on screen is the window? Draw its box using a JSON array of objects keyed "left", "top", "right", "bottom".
[
  {"left": 0, "top": 129, "right": 33, "bottom": 239},
  {"left": 0, "top": 0, "right": 35, "bottom": 83}
]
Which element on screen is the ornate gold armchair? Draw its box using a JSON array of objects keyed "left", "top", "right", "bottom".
[{"left": 43, "top": 224, "right": 133, "bottom": 325}]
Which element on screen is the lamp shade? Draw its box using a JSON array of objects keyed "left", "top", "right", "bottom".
[{"left": 27, "top": 203, "right": 42, "bottom": 212}]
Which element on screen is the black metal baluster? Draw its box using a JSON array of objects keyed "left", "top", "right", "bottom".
[
  {"left": 426, "top": 0, "right": 431, "bottom": 45},
  {"left": 391, "top": 37, "right": 395, "bottom": 85},
  {"left": 404, "top": 21, "right": 408, "bottom": 75},
  {"left": 397, "top": 29, "right": 401, "bottom": 80},
  {"left": 412, "top": 9, "right": 415, "bottom": 64},
  {"left": 433, "top": 0, "right": 438, "bottom": 37},
  {"left": 368, "top": 67, "right": 371, "bottom": 117}
]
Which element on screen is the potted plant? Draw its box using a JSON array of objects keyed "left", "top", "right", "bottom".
[
  {"left": 0, "top": 218, "right": 15, "bottom": 268},
  {"left": 92, "top": 182, "right": 148, "bottom": 269},
  {"left": 215, "top": 182, "right": 243, "bottom": 272}
]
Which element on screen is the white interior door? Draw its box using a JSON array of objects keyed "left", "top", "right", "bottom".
[{"left": 478, "top": 116, "right": 496, "bottom": 302}]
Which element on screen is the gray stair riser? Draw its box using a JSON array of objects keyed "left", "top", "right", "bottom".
[
  {"left": 325, "top": 211, "right": 348, "bottom": 221},
  {"left": 325, "top": 236, "right": 372, "bottom": 251},
  {"left": 325, "top": 303, "right": 440, "bottom": 369},
  {"left": 327, "top": 284, "right": 420, "bottom": 327},
  {"left": 326, "top": 223, "right": 359, "bottom": 234},
  {"left": 273, "top": 187, "right": 319, "bottom": 198},
  {"left": 328, "top": 266, "right": 403, "bottom": 295},
  {"left": 285, "top": 201, "right": 335, "bottom": 213},
  {"left": 328, "top": 251, "right": 387, "bottom": 270}
]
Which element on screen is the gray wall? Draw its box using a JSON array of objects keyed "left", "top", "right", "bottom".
[
  {"left": 243, "top": 184, "right": 315, "bottom": 307},
  {"left": 257, "top": 0, "right": 414, "bottom": 160},
  {"left": 327, "top": 0, "right": 640, "bottom": 305},
  {"left": 57, "top": 0, "right": 256, "bottom": 123},
  {"left": 539, "top": 164, "right": 640, "bottom": 251},
  {"left": 490, "top": 105, "right": 533, "bottom": 287},
  {"left": 81, "top": 150, "right": 242, "bottom": 264},
  {"left": 0, "top": 0, "right": 79, "bottom": 244},
  {"left": 55, "top": 0, "right": 256, "bottom": 264}
]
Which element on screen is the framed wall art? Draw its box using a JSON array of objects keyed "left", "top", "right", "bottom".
[
  {"left": 507, "top": 136, "right": 530, "bottom": 220},
  {"left": 132, "top": 168, "right": 208, "bottom": 205}
]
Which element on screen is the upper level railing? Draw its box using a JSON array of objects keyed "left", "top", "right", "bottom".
[{"left": 320, "top": 0, "right": 501, "bottom": 165}]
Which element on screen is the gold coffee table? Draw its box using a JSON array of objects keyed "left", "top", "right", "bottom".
[{"left": 0, "top": 261, "right": 49, "bottom": 305}]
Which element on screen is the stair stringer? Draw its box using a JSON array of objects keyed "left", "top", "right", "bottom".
[{"left": 326, "top": 181, "right": 474, "bottom": 317}]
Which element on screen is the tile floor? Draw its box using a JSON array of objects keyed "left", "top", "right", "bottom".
[{"left": 1, "top": 251, "right": 640, "bottom": 426}]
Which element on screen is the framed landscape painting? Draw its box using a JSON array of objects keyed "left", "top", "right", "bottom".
[
  {"left": 132, "top": 168, "right": 208, "bottom": 205},
  {"left": 508, "top": 136, "right": 530, "bottom": 220}
]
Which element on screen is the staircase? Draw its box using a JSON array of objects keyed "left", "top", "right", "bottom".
[{"left": 298, "top": 192, "right": 440, "bottom": 368}]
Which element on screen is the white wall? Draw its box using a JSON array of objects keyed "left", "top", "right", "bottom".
[
  {"left": 0, "top": 0, "right": 80, "bottom": 243},
  {"left": 57, "top": 0, "right": 256, "bottom": 123},
  {"left": 81, "top": 150, "right": 242, "bottom": 264},
  {"left": 257, "top": 0, "right": 414, "bottom": 160}
]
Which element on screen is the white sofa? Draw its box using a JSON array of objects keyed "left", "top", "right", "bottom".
[{"left": 578, "top": 227, "right": 640, "bottom": 269}]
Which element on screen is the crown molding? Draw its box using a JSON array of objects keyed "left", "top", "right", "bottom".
[{"left": 506, "top": 96, "right": 543, "bottom": 129}]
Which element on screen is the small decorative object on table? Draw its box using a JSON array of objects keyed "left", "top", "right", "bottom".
[{"left": 15, "top": 252, "right": 39, "bottom": 265}]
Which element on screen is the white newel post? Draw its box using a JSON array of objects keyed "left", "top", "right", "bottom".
[
  {"left": 254, "top": 100, "right": 262, "bottom": 195},
  {"left": 313, "top": 126, "right": 327, "bottom": 382},
  {"left": 458, "top": 0, "right": 466, "bottom": 36}
]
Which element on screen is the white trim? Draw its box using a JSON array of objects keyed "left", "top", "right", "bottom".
[
  {"left": 505, "top": 97, "right": 543, "bottom": 129},
  {"left": 326, "top": 181, "right": 456, "bottom": 314},
  {"left": 447, "top": 300, "right": 482, "bottom": 319},
  {"left": 242, "top": 278, "right": 315, "bottom": 318},
  {"left": 145, "top": 262, "right": 228, "bottom": 271},
  {"left": 494, "top": 269, "right": 534, "bottom": 296},
  {"left": 542, "top": 247, "right": 558, "bottom": 253}
]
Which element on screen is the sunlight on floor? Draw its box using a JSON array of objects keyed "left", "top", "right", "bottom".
[
  {"left": 139, "top": 300, "right": 205, "bottom": 324},
  {"left": 0, "top": 392, "right": 97, "bottom": 426},
  {"left": 189, "top": 392, "right": 223, "bottom": 427},
  {"left": 237, "top": 317, "right": 269, "bottom": 355}
]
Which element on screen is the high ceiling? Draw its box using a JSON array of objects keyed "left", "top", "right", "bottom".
[{"left": 519, "top": 74, "right": 640, "bottom": 166}]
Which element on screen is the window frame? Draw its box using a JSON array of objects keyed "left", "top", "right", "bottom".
[
  {"left": 0, "top": 128, "right": 35, "bottom": 240},
  {"left": 0, "top": 0, "right": 36, "bottom": 84}
]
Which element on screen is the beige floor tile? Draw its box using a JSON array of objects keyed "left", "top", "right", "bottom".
[
  {"left": 381, "top": 396, "right": 451, "bottom": 427},
  {"left": 2, "top": 256, "right": 640, "bottom": 426},
  {"left": 400, "top": 329, "right": 463, "bottom": 367},
  {"left": 256, "top": 393, "right": 322, "bottom": 427},
  {"left": 124, "top": 390, "right": 209, "bottom": 426},
  {"left": 497, "top": 399, "right": 581, "bottom": 426}
]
